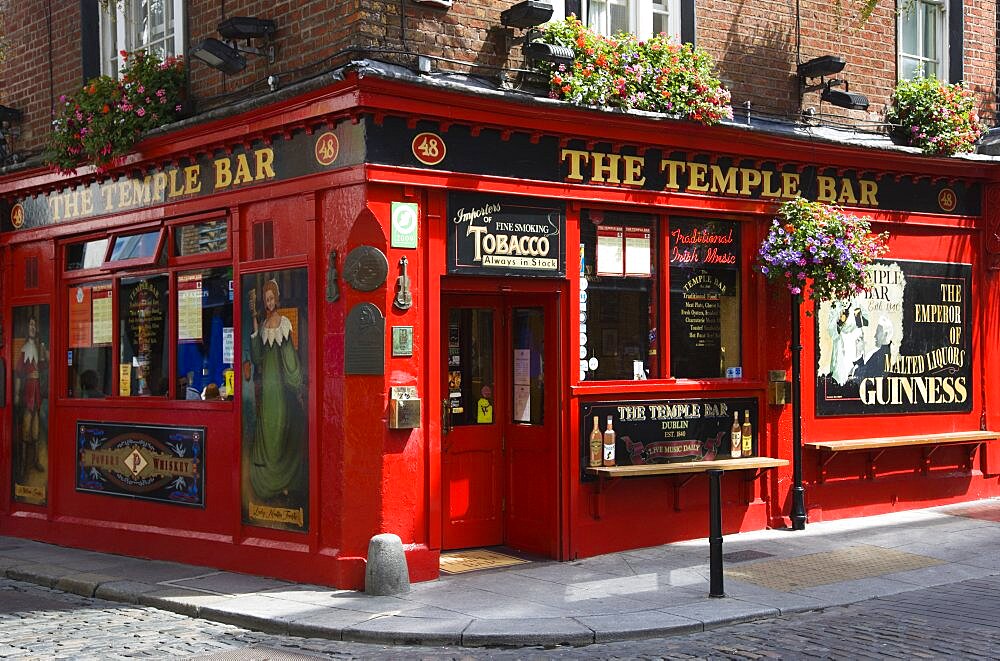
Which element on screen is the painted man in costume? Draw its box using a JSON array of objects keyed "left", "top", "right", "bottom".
[
  {"left": 248, "top": 280, "right": 306, "bottom": 501},
  {"left": 15, "top": 316, "right": 48, "bottom": 479}
]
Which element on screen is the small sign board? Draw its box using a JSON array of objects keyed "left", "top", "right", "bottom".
[
  {"left": 345, "top": 303, "right": 385, "bottom": 375},
  {"left": 391, "top": 202, "right": 419, "bottom": 249},
  {"left": 76, "top": 421, "right": 205, "bottom": 506}
]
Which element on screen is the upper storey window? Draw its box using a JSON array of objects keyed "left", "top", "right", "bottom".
[
  {"left": 587, "top": 0, "right": 679, "bottom": 40},
  {"left": 898, "top": 0, "right": 947, "bottom": 80},
  {"left": 100, "top": 0, "right": 185, "bottom": 77}
]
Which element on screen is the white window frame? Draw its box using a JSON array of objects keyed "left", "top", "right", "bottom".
[
  {"left": 897, "top": 0, "right": 947, "bottom": 80},
  {"left": 99, "top": 0, "right": 185, "bottom": 77},
  {"left": 546, "top": 1, "right": 681, "bottom": 41}
]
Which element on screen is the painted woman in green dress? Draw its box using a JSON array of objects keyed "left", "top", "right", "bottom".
[{"left": 248, "top": 279, "right": 306, "bottom": 502}]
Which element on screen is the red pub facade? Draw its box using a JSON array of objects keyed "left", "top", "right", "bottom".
[{"left": 1, "top": 2, "right": 1000, "bottom": 590}]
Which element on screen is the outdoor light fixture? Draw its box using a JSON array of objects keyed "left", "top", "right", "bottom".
[
  {"left": 501, "top": 1, "right": 554, "bottom": 28},
  {"left": 796, "top": 55, "right": 846, "bottom": 80},
  {"left": 190, "top": 16, "right": 276, "bottom": 75},
  {"left": 217, "top": 17, "right": 276, "bottom": 40},
  {"left": 523, "top": 40, "right": 574, "bottom": 67},
  {"left": 798, "top": 55, "right": 868, "bottom": 112},
  {"left": 821, "top": 80, "right": 870, "bottom": 111},
  {"left": 0, "top": 105, "right": 22, "bottom": 124}
]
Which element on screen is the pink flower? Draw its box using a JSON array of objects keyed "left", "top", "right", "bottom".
[{"left": 136, "top": 108, "right": 146, "bottom": 117}]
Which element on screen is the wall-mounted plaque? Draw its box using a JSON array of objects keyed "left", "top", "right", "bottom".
[
  {"left": 392, "top": 326, "right": 413, "bottom": 357},
  {"left": 343, "top": 246, "right": 388, "bottom": 292},
  {"left": 345, "top": 303, "right": 385, "bottom": 374}
]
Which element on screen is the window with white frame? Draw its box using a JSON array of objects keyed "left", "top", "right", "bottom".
[
  {"left": 588, "top": 0, "right": 679, "bottom": 39},
  {"left": 898, "top": 0, "right": 947, "bottom": 80},
  {"left": 100, "top": 0, "right": 185, "bottom": 77}
]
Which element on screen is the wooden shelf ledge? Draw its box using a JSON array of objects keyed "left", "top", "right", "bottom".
[
  {"left": 805, "top": 431, "right": 1000, "bottom": 453},
  {"left": 805, "top": 431, "right": 1000, "bottom": 482},
  {"left": 586, "top": 457, "right": 788, "bottom": 478},
  {"left": 585, "top": 457, "right": 787, "bottom": 519}
]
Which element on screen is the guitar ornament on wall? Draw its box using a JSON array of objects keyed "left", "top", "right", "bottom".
[{"left": 394, "top": 256, "right": 413, "bottom": 310}]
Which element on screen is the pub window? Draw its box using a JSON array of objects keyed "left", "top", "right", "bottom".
[
  {"left": 119, "top": 274, "right": 169, "bottom": 396},
  {"left": 581, "top": 210, "right": 658, "bottom": 381},
  {"left": 174, "top": 219, "right": 228, "bottom": 257},
  {"left": 63, "top": 216, "right": 233, "bottom": 401},
  {"left": 66, "top": 238, "right": 110, "bottom": 271},
  {"left": 668, "top": 217, "right": 741, "bottom": 378},
  {"left": 176, "top": 267, "right": 235, "bottom": 400},
  {"left": 580, "top": 211, "right": 741, "bottom": 381},
  {"left": 67, "top": 281, "right": 114, "bottom": 398},
  {"left": 106, "top": 229, "right": 165, "bottom": 269}
]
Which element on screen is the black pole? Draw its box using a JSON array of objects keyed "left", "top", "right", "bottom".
[
  {"left": 708, "top": 468, "right": 725, "bottom": 597},
  {"left": 790, "top": 293, "right": 807, "bottom": 530}
]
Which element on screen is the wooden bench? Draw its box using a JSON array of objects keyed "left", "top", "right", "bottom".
[
  {"left": 805, "top": 431, "right": 1000, "bottom": 482},
  {"left": 585, "top": 457, "right": 788, "bottom": 517}
]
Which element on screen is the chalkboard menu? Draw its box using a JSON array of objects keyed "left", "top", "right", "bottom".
[
  {"left": 668, "top": 218, "right": 740, "bottom": 378},
  {"left": 580, "top": 397, "right": 758, "bottom": 479}
]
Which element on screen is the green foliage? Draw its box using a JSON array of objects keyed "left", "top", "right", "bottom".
[
  {"left": 535, "top": 16, "right": 732, "bottom": 125},
  {"left": 757, "top": 198, "right": 888, "bottom": 302},
  {"left": 886, "top": 75, "right": 985, "bottom": 156},
  {"left": 46, "top": 50, "right": 185, "bottom": 173}
]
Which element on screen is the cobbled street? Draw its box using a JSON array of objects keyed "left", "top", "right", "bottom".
[{"left": 2, "top": 574, "right": 998, "bottom": 659}]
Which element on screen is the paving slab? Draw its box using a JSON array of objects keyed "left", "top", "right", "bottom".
[
  {"left": 342, "top": 615, "right": 472, "bottom": 646},
  {"left": 572, "top": 610, "right": 703, "bottom": 642},
  {"left": 461, "top": 617, "right": 595, "bottom": 647},
  {"left": 54, "top": 571, "right": 118, "bottom": 597},
  {"left": 6, "top": 562, "right": 76, "bottom": 587}
]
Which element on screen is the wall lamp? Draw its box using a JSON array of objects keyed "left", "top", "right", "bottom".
[
  {"left": 500, "top": 2, "right": 573, "bottom": 67},
  {"left": 0, "top": 105, "right": 22, "bottom": 124},
  {"left": 190, "top": 16, "right": 276, "bottom": 75},
  {"left": 821, "top": 80, "right": 870, "bottom": 111},
  {"left": 798, "top": 54, "right": 869, "bottom": 112}
]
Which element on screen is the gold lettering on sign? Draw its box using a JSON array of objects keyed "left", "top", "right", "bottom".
[
  {"left": 559, "top": 149, "right": 877, "bottom": 206},
  {"left": 249, "top": 501, "right": 305, "bottom": 527}
]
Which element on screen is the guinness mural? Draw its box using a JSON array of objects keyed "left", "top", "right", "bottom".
[
  {"left": 447, "top": 193, "right": 565, "bottom": 277},
  {"left": 815, "top": 260, "right": 972, "bottom": 416}
]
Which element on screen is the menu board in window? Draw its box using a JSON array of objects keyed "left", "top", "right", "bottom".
[
  {"left": 596, "top": 226, "right": 624, "bottom": 275},
  {"left": 91, "top": 284, "right": 113, "bottom": 345},
  {"left": 177, "top": 273, "right": 203, "bottom": 341},
  {"left": 69, "top": 286, "right": 93, "bottom": 347},
  {"left": 596, "top": 225, "right": 652, "bottom": 277}
]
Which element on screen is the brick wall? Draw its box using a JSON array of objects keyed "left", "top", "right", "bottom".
[
  {"left": 0, "top": 1, "right": 995, "bottom": 157},
  {"left": 0, "top": 1, "right": 83, "bottom": 159}
]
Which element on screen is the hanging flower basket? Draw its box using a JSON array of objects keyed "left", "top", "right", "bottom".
[
  {"left": 757, "top": 198, "right": 888, "bottom": 301},
  {"left": 885, "top": 75, "right": 985, "bottom": 156},
  {"left": 533, "top": 16, "right": 732, "bottom": 125},
  {"left": 46, "top": 50, "right": 185, "bottom": 174}
]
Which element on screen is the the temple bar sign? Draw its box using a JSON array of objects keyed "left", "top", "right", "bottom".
[{"left": 563, "top": 149, "right": 879, "bottom": 206}]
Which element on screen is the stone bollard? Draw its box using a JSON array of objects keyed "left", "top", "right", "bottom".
[{"left": 365, "top": 533, "right": 411, "bottom": 596}]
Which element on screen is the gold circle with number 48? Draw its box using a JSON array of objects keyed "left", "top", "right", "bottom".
[
  {"left": 314, "top": 131, "right": 340, "bottom": 166},
  {"left": 938, "top": 188, "right": 957, "bottom": 213},
  {"left": 412, "top": 132, "right": 446, "bottom": 166}
]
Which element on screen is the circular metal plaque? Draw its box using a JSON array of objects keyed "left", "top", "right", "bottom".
[{"left": 343, "top": 246, "right": 388, "bottom": 292}]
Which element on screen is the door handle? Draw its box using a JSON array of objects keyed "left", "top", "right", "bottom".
[{"left": 441, "top": 398, "right": 452, "bottom": 436}]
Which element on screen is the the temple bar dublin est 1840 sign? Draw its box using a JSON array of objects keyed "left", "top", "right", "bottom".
[
  {"left": 815, "top": 260, "right": 972, "bottom": 416},
  {"left": 447, "top": 193, "right": 566, "bottom": 278},
  {"left": 76, "top": 421, "right": 205, "bottom": 506},
  {"left": 580, "top": 397, "right": 758, "bottom": 479}
]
